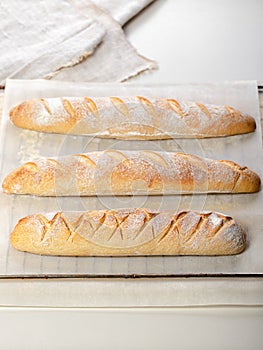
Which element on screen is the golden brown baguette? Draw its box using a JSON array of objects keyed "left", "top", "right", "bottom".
[
  {"left": 10, "top": 209, "right": 246, "bottom": 256},
  {"left": 9, "top": 96, "right": 256, "bottom": 139},
  {"left": 2, "top": 151, "right": 260, "bottom": 196}
]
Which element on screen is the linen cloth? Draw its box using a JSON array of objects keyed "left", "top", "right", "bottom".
[
  {"left": 0, "top": 0, "right": 157, "bottom": 85},
  {"left": 0, "top": 0, "right": 105, "bottom": 86},
  {"left": 92, "top": 0, "right": 155, "bottom": 25},
  {"left": 52, "top": 0, "right": 157, "bottom": 82}
]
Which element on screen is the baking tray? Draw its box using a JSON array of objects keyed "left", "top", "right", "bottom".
[{"left": 0, "top": 79, "right": 262, "bottom": 277}]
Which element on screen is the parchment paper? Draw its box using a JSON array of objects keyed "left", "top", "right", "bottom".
[{"left": 0, "top": 79, "right": 262, "bottom": 277}]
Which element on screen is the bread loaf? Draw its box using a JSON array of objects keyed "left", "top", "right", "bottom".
[
  {"left": 10, "top": 209, "right": 246, "bottom": 256},
  {"left": 2, "top": 150, "right": 260, "bottom": 196},
  {"left": 9, "top": 96, "right": 256, "bottom": 139}
]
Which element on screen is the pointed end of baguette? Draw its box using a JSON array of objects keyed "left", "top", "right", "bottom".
[
  {"left": 224, "top": 106, "right": 256, "bottom": 135},
  {"left": 2, "top": 162, "right": 40, "bottom": 195},
  {"left": 241, "top": 114, "right": 257, "bottom": 134},
  {"left": 221, "top": 221, "right": 247, "bottom": 255},
  {"left": 9, "top": 101, "right": 31, "bottom": 129},
  {"left": 9, "top": 99, "right": 47, "bottom": 131},
  {"left": 2, "top": 172, "right": 20, "bottom": 194},
  {"left": 10, "top": 214, "right": 46, "bottom": 254},
  {"left": 233, "top": 167, "right": 261, "bottom": 193}
]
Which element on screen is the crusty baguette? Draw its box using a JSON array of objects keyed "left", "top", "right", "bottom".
[
  {"left": 10, "top": 209, "right": 246, "bottom": 256},
  {"left": 2, "top": 151, "right": 260, "bottom": 196},
  {"left": 9, "top": 96, "right": 256, "bottom": 139}
]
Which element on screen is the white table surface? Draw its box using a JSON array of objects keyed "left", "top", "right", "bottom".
[
  {"left": 126, "top": 0, "right": 263, "bottom": 84},
  {"left": 1, "top": 1, "right": 263, "bottom": 349},
  {"left": 0, "top": 306, "right": 262, "bottom": 350}
]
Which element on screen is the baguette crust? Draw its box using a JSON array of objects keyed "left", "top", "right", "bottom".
[
  {"left": 2, "top": 151, "right": 260, "bottom": 196},
  {"left": 9, "top": 97, "right": 256, "bottom": 139},
  {"left": 10, "top": 209, "right": 246, "bottom": 256}
]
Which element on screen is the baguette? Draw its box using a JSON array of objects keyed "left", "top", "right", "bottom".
[
  {"left": 9, "top": 96, "right": 256, "bottom": 139},
  {"left": 2, "top": 150, "right": 260, "bottom": 196},
  {"left": 10, "top": 209, "right": 246, "bottom": 256}
]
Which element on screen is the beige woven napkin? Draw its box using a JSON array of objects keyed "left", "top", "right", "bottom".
[
  {"left": 0, "top": 0, "right": 105, "bottom": 87},
  {"left": 52, "top": 0, "right": 157, "bottom": 82},
  {"left": 92, "top": 0, "right": 155, "bottom": 25}
]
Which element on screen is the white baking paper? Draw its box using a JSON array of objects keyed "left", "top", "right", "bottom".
[{"left": 0, "top": 79, "right": 262, "bottom": 277}]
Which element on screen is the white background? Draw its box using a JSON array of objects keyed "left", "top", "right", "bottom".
[{"left": 126, "top": 0, "right": 263, "bottom": 84}]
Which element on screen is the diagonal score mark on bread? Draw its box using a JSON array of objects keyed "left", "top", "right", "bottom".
[
  {"left": 75, "top": 154, "right": 96, "bottom": 168},
  {"left": 166, "top": 99, "right": 185, "bottom": 117},
  {"left": 110, "top": 157, "right": 163, "bottom": 193},
  {"left": 217, "top": 160, "right": 252, "bottom": 192},
  {"left": 157, "top": 212, "right": 188, "bottom": 245},
  {"left": 84, "top": 97, "right": 100, "bottom": 120},
  {"left": 140, "top": 150, "right": 170, "bottom": 168},
  {"left": 110, "top": 97, "right": 130, "bottom": 118},
  {"left": 173, "top": 211, "right": 200, "bottom": 245},
  {"left": 137, "top": 96, "right": 158, "bottom": 118},
  {"left": 211, "top": 218, "right": 234, "bottom": 240},
  {"left": 39, "top": 98, "right": 52, "bottom": 115},
  {"left": 75, "top": 211, "right": 107, "bottom": 240},
  {"left": 224, "top": 105, "right": 239, "bottom": 117},
  {"left": 36, "top": 213, "right": 67, "bottom": 245},
  {"left": 131, "top": 210, "right": 155, "bottom": 241},
  {"left": 104, "top": 149, "right": 128, "bottom": 162},
  {"left": 106, "top": 212, "right": 129, "bottom": 242},
  {"left": 220, "top": 160, "right": 243, "bottom": 192},
  {"left": 183, "top": 214, "right": 210, "bottom": 245},
  {"left": 62, "top": 99, "right": 77, "bottom": 121},
  {"left": 195, "top": 102, "right": 213, "bottom": 118}
]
